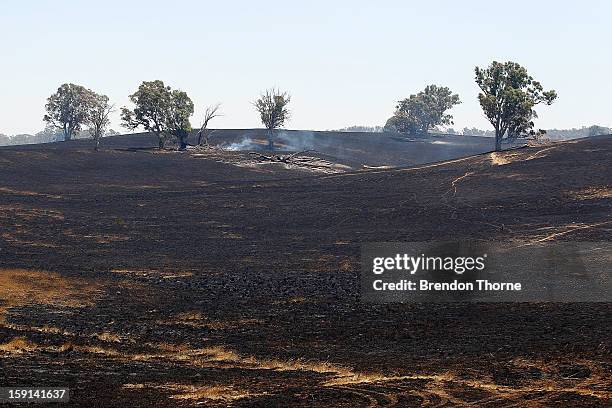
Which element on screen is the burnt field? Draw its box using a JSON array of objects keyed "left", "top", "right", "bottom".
[
  {"left": 75, "top": 129, "right": 497, "bottom": 169},
  {"left": 0, "top": 133, "right": 610, "bottom": 406}
]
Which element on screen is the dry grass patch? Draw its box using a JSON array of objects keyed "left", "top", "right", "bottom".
[
  {"left": 174, "top": 311, "right": 203, "bottom": 321},
  {"left": 489, "top": 146, "right": 560, "bottom": 166},
  {"left": 489, "top": 152, "right": 513, "bottom": 166},
  {"left": 155, "top": 343, "right": 193, "bottom": 353},
  {"left": 123, "top": 383, "right": 264, "bottom": 402},
  {"left": 0, "top": 187, "right": 61, "bottom": 199},
  {"left": 567, "top": 187, "right": 612, "bottom": 200},
  {"left": 0, "top": 269, "right": 100, "bottom": 309},
  {"left": 110, "top": 269, "right": 193, "bottom": 279},
  {"left": 324, "top": 372, "right": 452, "bottom": 386},
  {"left": 199, "top": 346, "right": 243, "bottom": 362},
  {"left": 0, "top": 268, "right": 102, "bottom": 323},
  {"left": 0, "top": 322, "right": 75, "bottom": 337},
  {"left": 0, "top": 336, "right": 38, "bottom": 353},
  {"left": 0, "top": 205, "right": 64, "bottom": 220},
  {"left": 272, "top": 296, "right": 309, "bottom": 305},
  {"left": 338, "top": 258, "right": 353, "bottom": 272},
  {"left": 72, "top": 345, "right": 123, "bottom": 356},
  {"left": 168, "top": 384, "right": 263, "bottom": 401},
  {"left": 94, "top": 332, "right": 122, "bottom": 343},
  {"left": 204, "top": 318, "right": 262, "bottom": 330},
  {"left": 64, "top": 231, "right": 131, "bottom": 244},
  {"left": 159, "top": 311, "right": 262, "bottom": 330},
  {"left": 95, "top": 183, "right": 163, "bottom": 190},
  {"left": 222, "top": 231, "right": 243, "bottom": 239},
  {"left": 0, "top": 233, "right": 63, "bottom": 248}
]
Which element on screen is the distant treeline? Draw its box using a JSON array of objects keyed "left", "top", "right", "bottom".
[
  {"left": 0, "top": 127, "right": 119, "bottom": 146},
  {"left": 446, "top": 125, "right": 611, "bottom": 140},
  {"left": 2, "top": 60, "right": 608, "bottom": 151},
  {"left": 332, "top": 125, "right": 385, "bottom": 133},
  {"left": 1, "top": 124, "right": 609, "bottom": 147},
  {"left": 332, "top": 124, "right": 611, "bottom": 141},
  {"left": 544, "top": 125, "right": 612, "bottom": 140}
]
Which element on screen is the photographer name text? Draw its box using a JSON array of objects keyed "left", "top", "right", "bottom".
[{"left": 371, "top": 254, "right": 522, "bottom": 292}]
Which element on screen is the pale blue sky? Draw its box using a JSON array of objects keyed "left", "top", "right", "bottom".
[{"left": 1, "top": 0, "right": 610, "bottom": 135}]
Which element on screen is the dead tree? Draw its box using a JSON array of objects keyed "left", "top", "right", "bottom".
[
  {"left": 248, "top": 150, "right": 341, "bottom": 173},
  {"left": 250, "top": 150, "right": 313, "bottom": 163},
  {"left": 197, "top": 104, "right": 221, "bottom": 146}
]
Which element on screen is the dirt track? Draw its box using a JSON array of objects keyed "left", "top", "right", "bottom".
[{"left": 0, "top": 134, "right": 610, "bottom": 406}]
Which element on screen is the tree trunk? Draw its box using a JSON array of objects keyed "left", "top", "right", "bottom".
[
  {"left": 267, "top": 128, "right": 274, "bottom": 151},
  {"left": 158, "top": 133, "right": 165, "bottom": 149},
  {"left": 179, "top": 131, "right": 187, "bottom": 150},
  {"left": 64, "top": 124, "right": 71, "bottom": 141},
  {"left": 197, "top": 130, "right": 203, "bottom": 146},
  {"left": 495, "top": 130, "right": 502, "bottom": 151},
  {"left": 94, "top": 136, "right": 100, "bottom": 151}
]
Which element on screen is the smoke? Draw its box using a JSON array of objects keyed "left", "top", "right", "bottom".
[
  {"left": 224, "top": 137, "right": 257, "bottom": 151},
  {"left": 276, "top": 130, "right": 315, "bottom": 151},
  {"left": 222, "top": 130, "right": 318, "bottom": 152},
  {"left": 217, "top": 130, "right": 491, "bottom": 168}
]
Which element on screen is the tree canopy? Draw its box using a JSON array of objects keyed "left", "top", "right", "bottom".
[
  {"left": 254, "top": 89, "right": 291, "bottom": 150},
  {"left": 121, "top": 80, "right": 193, "bottom": 149},
  {"left": 166, "top": 90, "right": 194, "bottom": 150},
  {"left": 44, "top": 83, "right": 96, "bottom": 141},
  {"left": 475, "top": 61, "right": 557, "bottom": 150},
  {"left": 385, "top": 85, "right": 460, "bottom": 135},
  {"left": 121, "top": 80, "right": 171, "bottom": 148},
  {"left": 87, "top": 93, "right": 113, "bottom": 151}
]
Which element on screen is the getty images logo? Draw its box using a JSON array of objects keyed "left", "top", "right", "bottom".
[{"left": 372, "top": 253, "right": 487, "bottom": 275}]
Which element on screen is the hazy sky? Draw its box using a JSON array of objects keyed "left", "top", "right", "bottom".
[{"left": 1, "top": 0, "right": 610, "bottom": 135}]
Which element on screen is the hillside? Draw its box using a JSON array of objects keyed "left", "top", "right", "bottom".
[
  {"left": 0, "top": 129, "right": 496, "bottom": 169},
  {"left": 0, "top": 135, "right": 610, "bottom": 406}
]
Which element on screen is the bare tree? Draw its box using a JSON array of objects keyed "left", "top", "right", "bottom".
[
  {"left": 253, "top": 89, "right": 291, "bottom": 150},
  {"left": 88, "top": 93, "right": 114, "bottom": 151},
  {"left": 197, "top": 104, "right": 222, "bottom": 146}
]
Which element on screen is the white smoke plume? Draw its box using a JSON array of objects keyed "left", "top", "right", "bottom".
[{"left": 224, "top": 137, "right": 257, "bottom": 151}]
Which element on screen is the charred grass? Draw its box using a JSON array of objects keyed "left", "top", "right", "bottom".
[{"left": 0, "top": 135, "right": 610, "bottom": 406}]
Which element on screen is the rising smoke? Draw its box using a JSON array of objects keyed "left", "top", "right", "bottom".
[
  {"left": 223, "top": 130, "right": 318, "bottom": 152},
  {"left": 224, "top": 137, "right": 257, "bottom": 151}
]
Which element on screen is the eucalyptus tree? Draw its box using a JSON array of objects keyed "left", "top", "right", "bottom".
[
  {"left": 87, "top": 93, "right": 114, "bottom": 151},
  {"left": 475, "top": 61, "right": 557, "bottom": 151},
  {"left": 385, "top": 85, "right": 460, "bottom": 135},
  {"left": 254, "top": 88, "right": 291, "bottom": 150},
  {"left": 44, "top": 83, "right": 96, "bottom": 141},
  {"left": 121, "top": 80, "right": 177, "bottom": 149}
]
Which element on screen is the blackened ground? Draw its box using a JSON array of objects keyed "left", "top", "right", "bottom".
[
  {"left": 23, "top": 128, "right": 498, "bottom": 169},
  {"left": 0, "top": 134, "right": 610, "bottom": 407}
]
